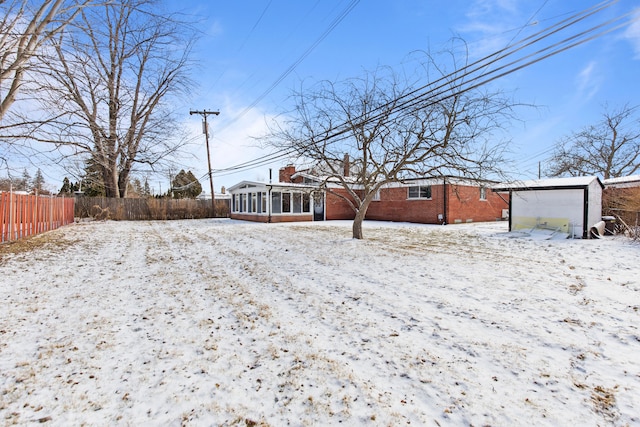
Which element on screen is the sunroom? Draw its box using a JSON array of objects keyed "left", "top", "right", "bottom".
[{"left": 228, "top": 181, "right": 322, "bottom": 223}]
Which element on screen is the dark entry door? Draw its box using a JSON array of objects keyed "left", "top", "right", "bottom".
[{"left": 313, "top": 193, "right": 324, "bottom": 221}]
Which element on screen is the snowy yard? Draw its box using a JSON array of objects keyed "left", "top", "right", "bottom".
[{"left": 1, "top": 219, "right": 639, "bottom": 426}]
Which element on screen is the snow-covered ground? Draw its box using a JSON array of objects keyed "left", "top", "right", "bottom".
[{"left": 1, "top": 219, "right": 639, "bottom": 426}]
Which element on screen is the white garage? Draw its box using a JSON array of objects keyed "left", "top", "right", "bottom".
[{"left": 493, "top": 176, "right": 604, "bottom": 239}]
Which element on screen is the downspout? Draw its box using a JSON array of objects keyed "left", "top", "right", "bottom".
[
  {"left": 321, "top": 187, "right": 327, "bottom": 221},
  {"left": 508, "top": 191, "right": 513, "bottom": 232},
  {"left": 268, "top": 168, "right": 272, "bottom": 223},
  {"left": 267, "top": 185, "right": 272, "bottom": 223},
  {"left": 442, "top": 176, "right": 448, "bottom": 225},
  {"left": 582, "top": 187, "right": 589, "bottom": 239}
]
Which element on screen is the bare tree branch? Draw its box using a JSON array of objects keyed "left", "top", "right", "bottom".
[
  {"left": 264, "top": 50, "right": 522, "bottom": 239},
  {"left": 547, "top": 104, "right": 640, "bottom": 180},
  {"left": 0, "top": 0, "right": 94, "bottom": 121},
  {"left": 24, "top": 0, "right": 196, "bottom": 197}
]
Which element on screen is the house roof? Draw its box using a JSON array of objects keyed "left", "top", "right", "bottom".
[
  {"left": 603, "top": 175, "right": 640, "bottom": 188},
  {"left": 400, "top": 176, "right": 500, "bottom": 187},
  {"left": 290, "top": 171, "right": 359, "bottom": 185},
  {"left": 492, "top": 176, "right": 604, "bottom": 192},
  {"left": 228, "top": 180, "right": 320, "bottom": 192},
  {"left": 289, "top": 173, "right": 499, "bottom": 188}
]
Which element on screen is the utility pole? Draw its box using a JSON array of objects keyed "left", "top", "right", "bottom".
[{"left": 190, "top": 109, "right": 220, "bottom": 215}]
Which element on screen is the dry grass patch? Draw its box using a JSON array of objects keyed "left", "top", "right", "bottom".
[
  {"left": 0, "top": 231, "right": 78, "bottom": 263},
  {"left": 591, "top": 385, "right": 619, "bottom": 421}
]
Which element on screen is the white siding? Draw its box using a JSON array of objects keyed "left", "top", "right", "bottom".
[
  {"left": 511, "top": 189, "right": 585, "bottom": 237},
  {"left": 586, "top": 179, "right": 603, "bottom": 232}
]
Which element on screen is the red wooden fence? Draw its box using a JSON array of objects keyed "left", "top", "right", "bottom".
[{"left": 0, "top": 192, "right": 75, "bottom": 243}]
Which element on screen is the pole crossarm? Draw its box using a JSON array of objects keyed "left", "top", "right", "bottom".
[{"left": 189, "top": 110, "right": 220, "bottom": 118}]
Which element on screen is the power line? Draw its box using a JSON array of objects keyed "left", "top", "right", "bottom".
[
  {"left": 237, "top": 0, "right": 273, "bottom": 52},
  {"left": 218, "top": 2, "right": 611, "bottom": 173},
  {"left": 210, "top": 0, "right": 632, "bottom": 178},
  {"left": 215, "top": 0, "right": 361, "bottom": 134}
]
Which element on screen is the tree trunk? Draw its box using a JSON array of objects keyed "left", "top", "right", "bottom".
[
  {"left": 352, "top": 209, "right": 366, "bottom": 239},
  {"left": 118, "top": 170, "right": 130, "bottom": 198},
  {"left": 102, "top": 166, "right": 120, "bottom": 198}
]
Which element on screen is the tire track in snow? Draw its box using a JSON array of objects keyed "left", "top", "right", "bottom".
[
  {"left": 178, "top": 223, "right": 541, "bottom": 424},
  {"left": 2, "top": 220, "right": 638, "bottom": 426},
  {"left": 173, "top": 223, "right": 402, "bottom": 424}
]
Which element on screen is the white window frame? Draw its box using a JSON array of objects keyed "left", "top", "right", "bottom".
[{"left": 408, "top": 185, "right": 431, "bottom": 199}]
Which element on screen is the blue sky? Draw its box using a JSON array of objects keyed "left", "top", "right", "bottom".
[
  {"left": 13, "top": 0, "right": 638, "bottom": 194},
  {"left": 165, "top": 0, "right": 639, "bottom": 195}
]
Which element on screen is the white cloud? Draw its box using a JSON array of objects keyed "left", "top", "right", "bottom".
[
  {"left": 576, "top": 61, "right": 600, "bottom": 102},
  {"left": 466, "top": 0, "right": 518, "bottom": 18},
  {"left": 181, "top": 97, "right": 283, "bottom": 192},
  {"left": 208, "top": 19, "right": 224, "bottom": 38},
  {"left": 456, "top": 0, "right": 524, "bottom": 59},
  {"left": 623, "top": 8, "right": 640, "bottom": 59}
]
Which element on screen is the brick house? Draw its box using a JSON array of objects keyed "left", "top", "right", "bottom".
[
  {"left": 229, "top": 164, "right": 509, "bottom": 224},
  {"left": 360, "top": 178, "right": 508, "bottom": 224}
]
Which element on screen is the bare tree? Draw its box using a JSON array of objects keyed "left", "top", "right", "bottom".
[
  {"left": 547, "top": 104, "right": 640, "bottom": 180},
  {"left": 0, "top": 0, "right": 92, "bottom": 121},
  {"left": 267, "top": 55, "right": 519, "bottom": 239},
  {"left": 30, "top": 0, "right": 194, "bottom": 197}
]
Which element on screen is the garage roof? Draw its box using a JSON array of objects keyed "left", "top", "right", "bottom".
[{"left": 492, "top": 176, "right": 603, "bottom": 192}]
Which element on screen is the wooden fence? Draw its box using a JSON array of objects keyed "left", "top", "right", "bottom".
[
  {"left": 74, "top": 197, "right": 230, "bottom": 221},
  {"left": 1, "top": 192, "right": 75, "bottom": 243}
]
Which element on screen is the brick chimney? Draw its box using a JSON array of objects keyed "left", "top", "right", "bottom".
[
  {"left": 343, "top": 153, "right": 350, "bottom": 177},
  {"left": 279, "top": 165, "right": 296, "bottom": 183}
]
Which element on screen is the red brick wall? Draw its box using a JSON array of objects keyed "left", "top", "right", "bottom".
[
  {"left": 279, "top": 165, "right": 296, "bottom": 183},
  {"left": 325, "top": 183, "right": 509, "bottom": 224},
  {"left": 325, "top": 188, "right": 356, "bottom": 220},
  {"left": 230, "top": 213, "right": 269, "bottom": 223},
  {"left": 230, "top": 212, "right": 313, "bottom": 223},
  {"left": 269, "top": 214, "right": 313, "bottom": 223},
  {"left": 446, "top": 184, "right": 509, "bottom": 223},
  {"left": 366, "top": 186, "right": 445, "bottom": 223}
]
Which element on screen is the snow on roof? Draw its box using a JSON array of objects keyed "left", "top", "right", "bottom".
[
  {"left": 290, "top": 171, "right": 359, "bottom": 185},
  {"left": 228, "top": 180, "right": 320, "bottom": 192},
  {"left": 288, "top": 173, "right": 497, "bottom": 188},
  {"left": 603, "top": 175, "right": 640, "bottom": 187},
  {"left": 493, "top": 176, "right": 603, "bottom": 191}
]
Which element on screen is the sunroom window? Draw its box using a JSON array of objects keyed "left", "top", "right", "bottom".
[
  {"left": 271, "top": 192, "right": 281, "bottom": 214},
  {"left": 282, "top": 192, "right": 291, "bottom": 213}
]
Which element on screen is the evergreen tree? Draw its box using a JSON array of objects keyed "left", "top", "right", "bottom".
[
  {"left": 81, "top": 156, "right": 106, "bottom": 197},
  {"left": 59, "top": 177, "right": 72, "bottom": 195},
  {"left": 171, "top": 170, "right": 202, "bottom": 199},
  {"left": 33, "top": 169, "right": 45, "bottom": 192},
  {"left": 143, "top": 178, "right": 151, "bottom": 198},
  {"left": 20, "top": 169, "right": 31, "bottom": 192}
]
